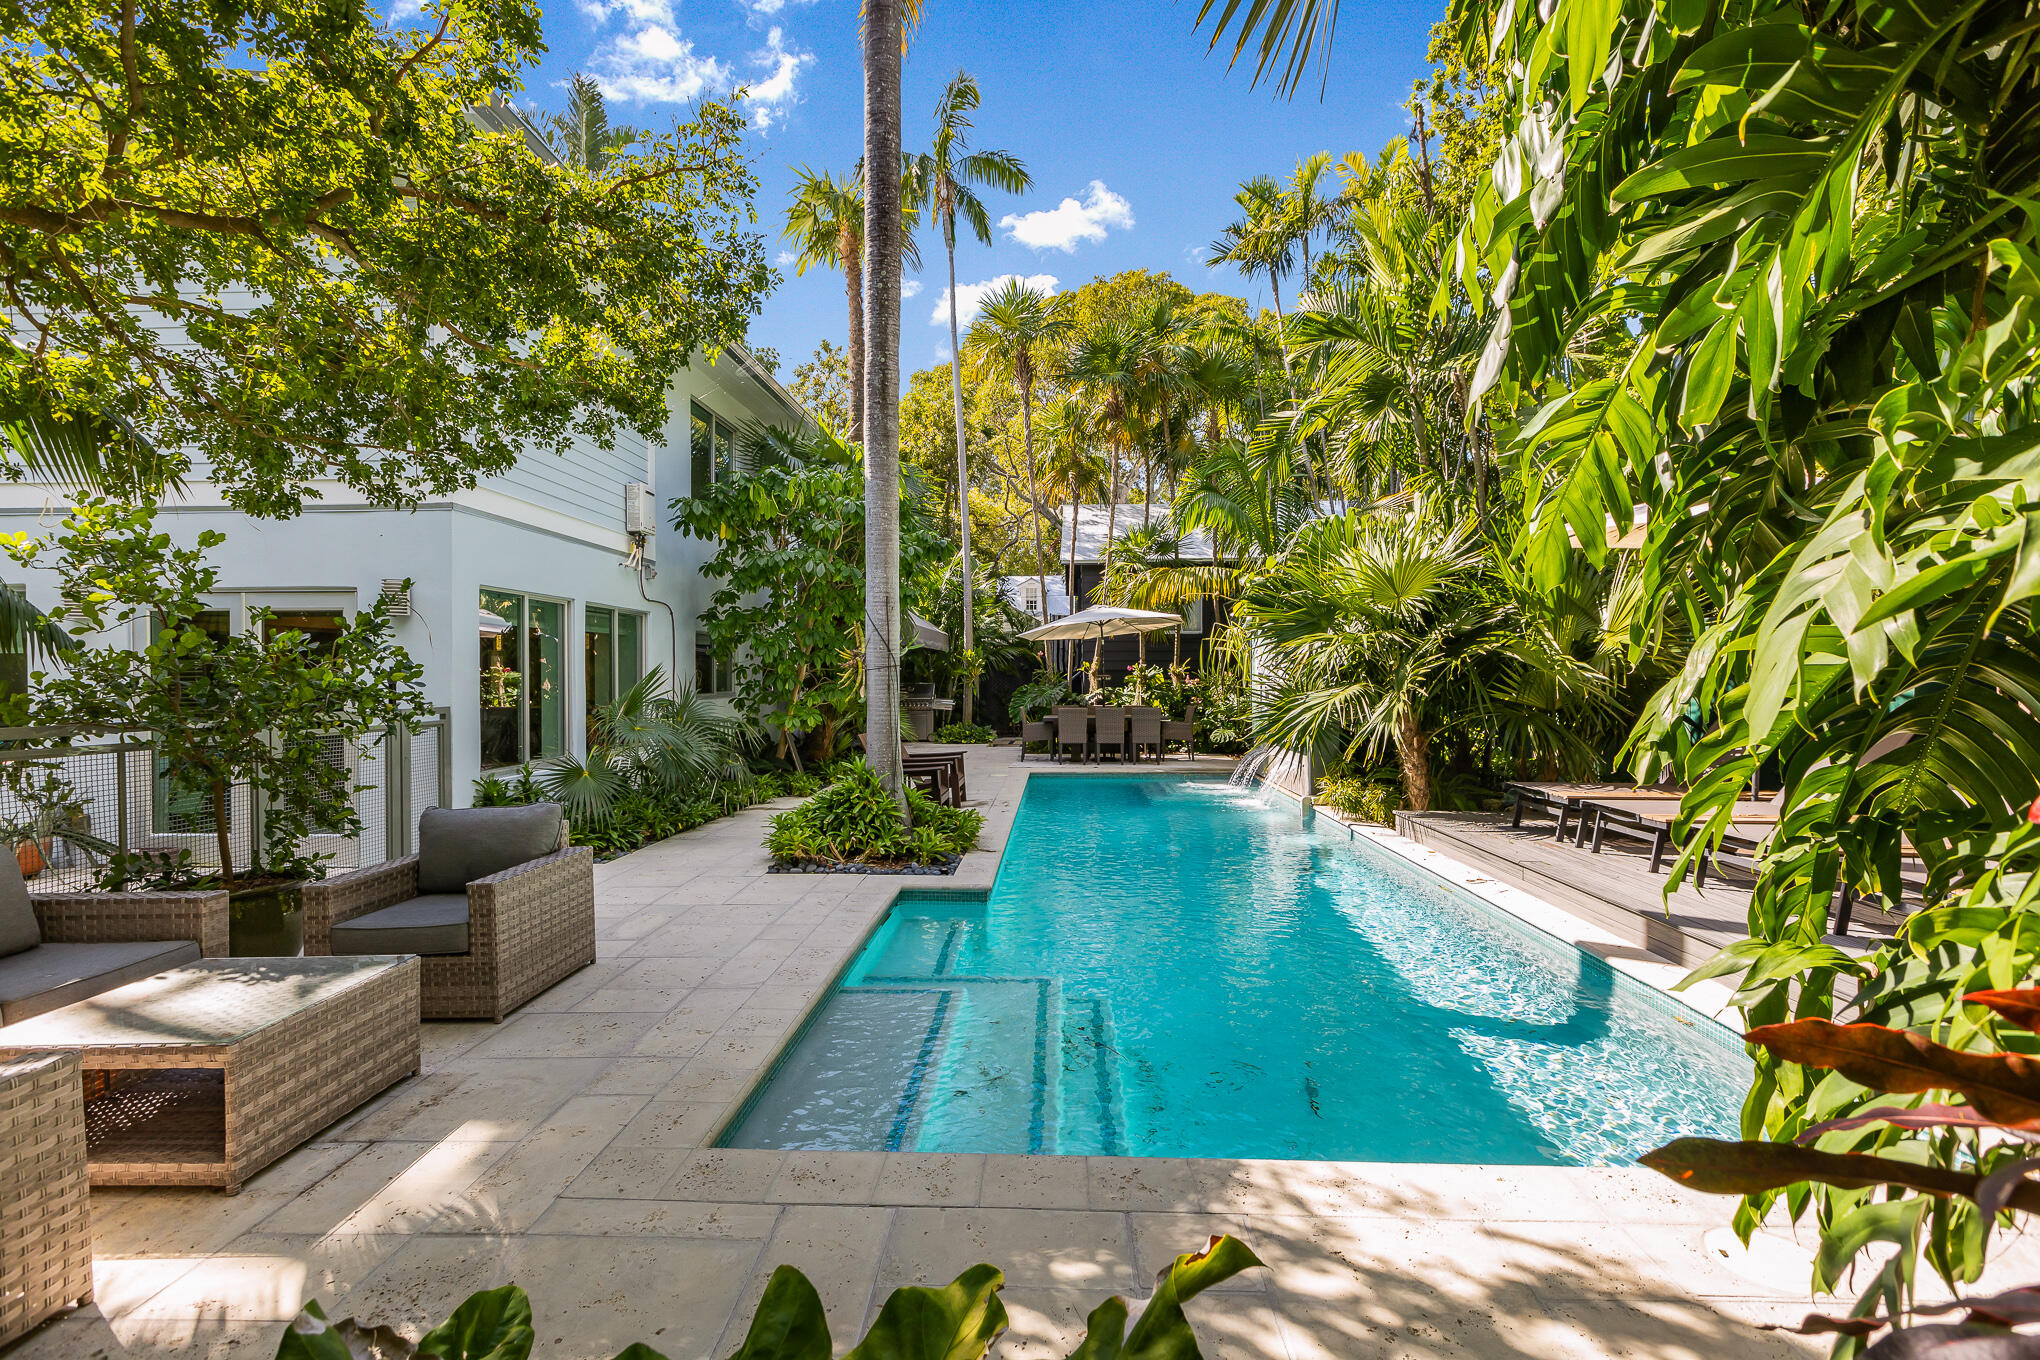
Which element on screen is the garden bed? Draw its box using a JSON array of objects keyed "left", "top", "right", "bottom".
[{"left": 766, "top": 853, "right": 962, "bottom": 876}]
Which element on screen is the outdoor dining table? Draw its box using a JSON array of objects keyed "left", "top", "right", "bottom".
[{"left": 1053, "top": 707, "right": 1167, "bottom": 763}]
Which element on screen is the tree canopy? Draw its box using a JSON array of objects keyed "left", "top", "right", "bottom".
[{"left": 3, "top": 0, "right": 773, "bottom": 516}]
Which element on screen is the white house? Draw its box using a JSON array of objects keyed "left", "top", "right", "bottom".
[{"left": 0, "top": 341, "right": 809, "bottom": 808}]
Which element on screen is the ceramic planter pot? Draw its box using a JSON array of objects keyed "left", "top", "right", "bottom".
[
  {"left": 13, "top": 837, "right": 48, "bottom": 879},
  {"left": 228, "top": 880, "right": 305, "bottom": 957}
]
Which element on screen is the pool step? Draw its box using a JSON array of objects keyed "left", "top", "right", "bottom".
[{"left": 1057, "top": 994, "right": 1127, "bottom": 1156}]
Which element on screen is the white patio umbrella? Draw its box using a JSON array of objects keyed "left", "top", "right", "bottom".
[{"left": 1019, "top": 606, "right": 1183, "bottom": 697}]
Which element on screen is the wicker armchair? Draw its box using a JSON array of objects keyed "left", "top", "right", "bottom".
[
  {"left": 0, "top": 1050, "right": 91, "bottom": 1346},
  {"left": 303, "top": 821, "right": 594, "bottom": 1023},
  {"left": 1019, "top": 719, "right": 1053, "bottom": 760}
]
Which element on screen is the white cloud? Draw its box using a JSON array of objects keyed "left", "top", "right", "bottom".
[
  {"left": 932, "top": 273, "right": 1058, "bottom": 328},
  {"left": 388, "top": 0, "right": 425, "bottom": 20},
  {"left": 592, "top": 18, "right": 807, "bottom": 125},
  {"left": 1000, "top": 181, "right": 1134, "bottom": 253},
  {"left": 595, "top": 25, "right": 731, "bottom": 103},
  {"left": 739, "top": 0, "right": 815, "bottom": 16},
  {"left": 775, "top": 249, "right": 797, "bottom": 268},
  {"left": 901, "top": 279, "right": 923, "bottom": 299},
  {"left": 740, "top": 27, "right": 810, "bottom": 129}
]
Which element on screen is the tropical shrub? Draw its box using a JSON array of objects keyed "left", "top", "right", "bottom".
[
  {"left": 277, "top": 1237, "right": 1261, "bottom": 1359},
  {"left": 1007, "top": 672, "right": 1073, "bottom": 724},
  {"left": 536, "top": 669, "right": 752, "bottom": 826},
  {"left": 931, "top": 721, "right": 996, "bottom": 744},
  {"left": 1314, "top": 775, "right": 1397, "bottom": 825},
  {"left": 4, "top": 500, "right": 430, "bottom": 887},
  {"left": 765, "top": 760, "right": 982, "bottom": 867},
  {"left": 1440, "top": 0, "right": 2040, "bottom": 1325},
  {"left": 673, "top": 428, "right": 944, "bottom": 762}
]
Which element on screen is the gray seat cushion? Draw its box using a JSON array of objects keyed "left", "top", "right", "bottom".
[
  {"left": 0, "top": 848, "right": 36, "bottom": 958},
  {"left": 416, "top": 804, "right": 565, "bottom": 894},
  {"left": 329, "top": 894, "right": 470, "bottom": 957},
  {"left": 0, "top": 939, "right": 201, "bottom": 1025}
]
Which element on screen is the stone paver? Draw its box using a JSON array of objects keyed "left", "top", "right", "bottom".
[{"left": 7, "top": 745, "right": 1941, "bottom": 1359}]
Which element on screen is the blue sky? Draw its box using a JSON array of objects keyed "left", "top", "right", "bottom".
[{"left": 497, "top": 0, "right": 1446, "bottom": 372}]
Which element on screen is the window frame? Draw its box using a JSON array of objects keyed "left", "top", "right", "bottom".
[
  {"left": 689, "top": 400, "right": 739, "bottom": 492},
  {"left": 583, "top": 604, "right": 647, "bottom": 740},
  {"left": 479, "top": 587, "right": 572, "bottom": 770}
]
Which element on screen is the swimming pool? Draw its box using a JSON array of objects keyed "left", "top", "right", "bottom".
[{"left": 721, "top": 774, "right": 1748, "bottom": 1164}]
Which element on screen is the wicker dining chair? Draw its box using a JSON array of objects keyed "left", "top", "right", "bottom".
[
  {"left": 1053, "top": 707, "right": 1091, "bottom": 763},
  {"left": 1019, "top": 718, "right": 1053, "bottom": 760},
  {"left": 1128, "top": 708, "right": 1164, "bottom": 763},
  {"left": 1161, "top": 702, "right": 1197, "bottom": 759},
  {"left": 1093, "top": 707, "right": 1129, "bottom": 762},
  {"left": 303, "top": 803, "right": 594, "bottom": 1021}
]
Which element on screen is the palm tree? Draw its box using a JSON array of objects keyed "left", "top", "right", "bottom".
[
  {"left": 1039, "top": 393, "right": 1105, "bottom": 676},
  {"left": 913, "top": 72, "right": 1031, "bottom": 727},
  {"left": 784, "top": 168, "right": 922, "bottom": 446},
  {"left": 1283, "top": 152, "right": 1342, "bottom": 288},
  {"left": 862, "top": 0, "right": 908, "bottom": 808},
  {"left": 1128, "top": 299, "right": 1196, "bottom": 527},
  {"left": 1234, "top": 504, "right": 1500, "bottom": 811},
  {"left": 535, "top": 668, "right": 753, "bottom": 826},
  {"left": 543, "top": 75, "right": 644, "bottom": 174},
  {"left": 1063, "top": 323, "right": 1148, "bottom": 586},
  {"left": 961, "top": 279, "right": 1069, "bottom": 627},
  {"left": 1208, "top": 176, "right": 1298, "bottom": 375}
]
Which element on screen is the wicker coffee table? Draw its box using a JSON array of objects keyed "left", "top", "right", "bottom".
[{"left": 0, "top": 956, "right": 420, "bottom": 1192}]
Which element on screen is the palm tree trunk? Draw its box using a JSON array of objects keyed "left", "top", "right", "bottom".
[
  {"left": 1269, "top": 273, "right": 1291, "bottom": 376},
  {"left": 842, "top": 222, "right": 864, "bottom": 445},
  {"left": 944, "top": 223, "right": 975, "bottom": 727},
  {"left": 1020, "top": 378, "right": 1049, "bottom": 630},
  {"left": 1395, "top": 709, "right": 1432, "bottom": 812},
  {"left": 1066, "top": 470, "right": 1080, "bottom": 680},
  {"left": 862, "top": 0, "right": 906, "bottom": 813}
]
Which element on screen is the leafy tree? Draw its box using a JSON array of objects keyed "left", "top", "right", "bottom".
[
  {"left": 3, "top": 501, "right": 430, "bottom": 885},
  {"left": 1209, "top": 176, "right": 1299, "bottom": 374},
  {"left": 791, "top": 340, "right": 853, "bottom": 436},
  {"left": 4, "top": 0, "right": 772, "bottom": 517},
  {"left": 672, "top": 433, "right": 943, "bottom": 763}
]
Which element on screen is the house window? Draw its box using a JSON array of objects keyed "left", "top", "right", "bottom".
[
  {"left": 694, "top": 632, "right": 730, "bottom": 696},
  {"left": 584, "top": 606, "right": 646, "bottom": 740},
  {"left": 151, "top": 609, "right": 233, "bottom": 834},
  {"left": 480, "top": 589, "right": 566, "bottom": 768},
  {"left": 690, "top": 401, "right": 738, "bottom": 492},
  {"left": 261, "top": 608, "right": 346, "bottom": 655}
]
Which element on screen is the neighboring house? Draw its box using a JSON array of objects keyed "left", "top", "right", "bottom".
[
  {"left": 995, "top": 574, "right": 1072, "bottom": 623},
  {"left": 1055, "top": 504, "right": 1222, "bottom": 677},
  {"left": 0, "top": 104, "right": 811, "bottom": 812}
]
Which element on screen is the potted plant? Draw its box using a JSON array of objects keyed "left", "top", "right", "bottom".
[{"left": 3, "top": 500, "right": 433, "bottom": 954}]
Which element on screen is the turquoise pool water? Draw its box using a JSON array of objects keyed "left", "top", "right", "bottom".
[{"left": 721, "top": 774, "right": 1748, "bottom": 1163}]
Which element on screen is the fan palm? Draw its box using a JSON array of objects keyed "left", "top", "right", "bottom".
[
  {"left": 1234, "top": 505, "right": 1498, "bottom": 810},
  {"left": 535, "top": 667, "right": 752, "bottom": 827},
  {"left": 913, "top": 72, "right": 1031, "bottom": 726},
  {"left": 961, "top": 279, "right": 1070, "bottom": 624}
]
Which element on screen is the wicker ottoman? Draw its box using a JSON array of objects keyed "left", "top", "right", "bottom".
[
  {"left": 1, "top": 1051, "right": 92, "bottom": 1346},
  {"left": 0, "top": 956, "right": 420, "bottom": 1193}
]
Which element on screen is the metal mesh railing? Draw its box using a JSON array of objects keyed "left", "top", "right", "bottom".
[{"left": 0, "top": 709, "right": 450, "bottom": 892}]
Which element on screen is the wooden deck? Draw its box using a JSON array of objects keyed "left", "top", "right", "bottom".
[{"left": 1393, "top": 809, "right": 1892, "bottom": 969}]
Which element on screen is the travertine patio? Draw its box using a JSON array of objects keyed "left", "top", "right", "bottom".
[{"left": 5, "top": 747, "right": 1950, "bottom": 1358}]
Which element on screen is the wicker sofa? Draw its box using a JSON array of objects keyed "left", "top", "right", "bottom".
[
  {"left": 302, "top": 804, "right": 595, "bottom": 1021},
  {"left": 0, "top": 848, "right": 228, "bottom": 1026},
  {"left": 0, "top": 1050, "right": 92, "bottom": 1346}
]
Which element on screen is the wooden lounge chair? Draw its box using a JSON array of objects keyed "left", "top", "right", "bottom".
[
  {"left": 902, "top": 749, "right": 966, "bottom": 805},
  {"left": 1504, "top": 780, "right": 1690, "bottom": 841},
  {"left": 1053, "top": 707, "right": 1090, "bottom": 763},
  {"left": 1127, "top": 708, "right": 1164, "bottom": 763},
  {"left": 1580, "top": 794, "right": 1783, "bottom": 870},
  {"left": 1093, "top": 707, "right": 1128, "bottom": 762}
]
